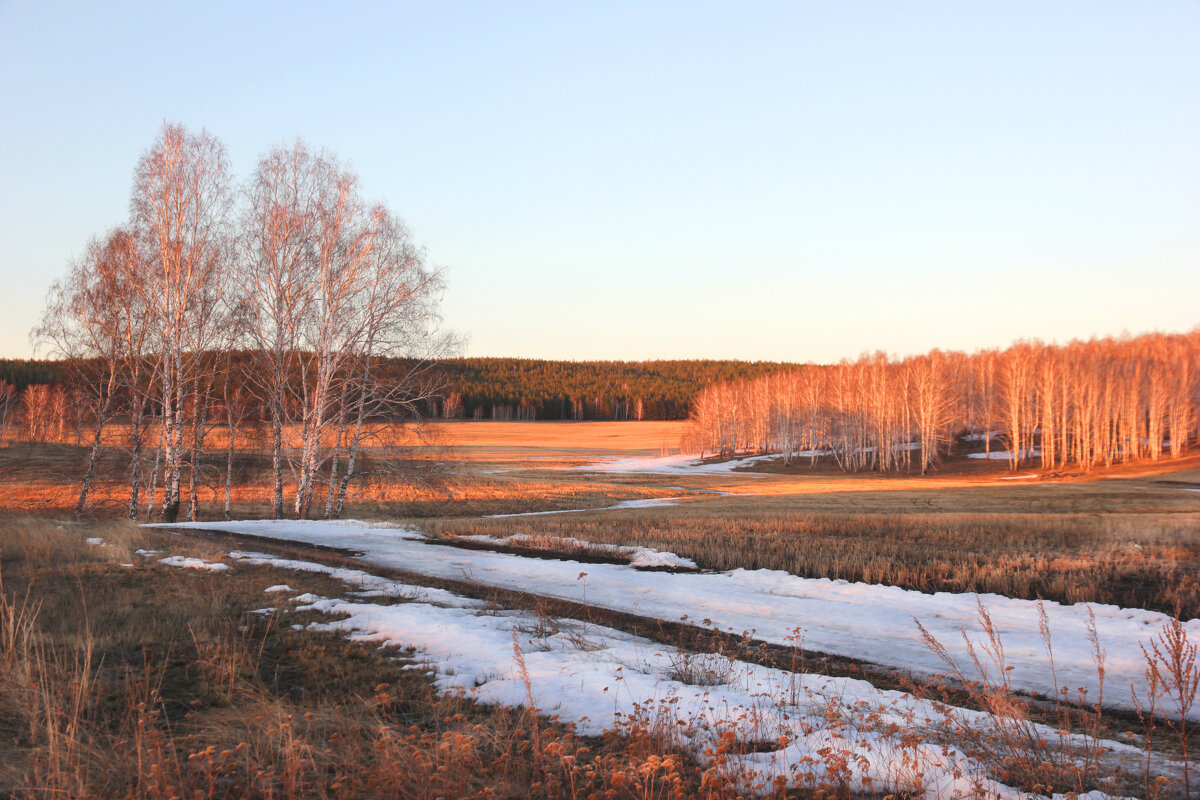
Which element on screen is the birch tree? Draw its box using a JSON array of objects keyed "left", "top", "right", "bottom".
[
  {"left": 34, "top": 232, "right": 129, "bottom": 514},
  {"left": 326, "top": 209, "right": 449, "bottom": 518},
  {"left": 238, "top": 140, "right": 323, "bottom": 518},
  {"left": 0, "top": 381, "right": 14, "bottom": 445},
  {"left": 130, "top": 123, "right": 233, "bottom": 522},
  {"left": 907, "top": 352, "right": 951, "bottom": 475}
]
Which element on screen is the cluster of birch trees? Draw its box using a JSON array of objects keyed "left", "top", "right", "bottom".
[
  {"left": 682, "top": 331, "right": 1199, "bottom": 474},
  {"left": 34, "top": 123, "right": 448, "bottom": 521},
  {"left": 0, "top": 381, "right": 66, "bottom": 442}
]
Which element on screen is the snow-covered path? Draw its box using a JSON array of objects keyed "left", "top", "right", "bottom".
[{"left": 155, "top": 519, "right": 1197, "bottom": 719}]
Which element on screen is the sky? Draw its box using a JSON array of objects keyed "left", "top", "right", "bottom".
[{"left": 1, "top": 1, "right": 1197, "bottom": 363}]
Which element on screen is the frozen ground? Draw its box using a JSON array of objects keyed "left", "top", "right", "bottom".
[{"left": 153, "top": 519, "right": 1198, "bottom": 720}]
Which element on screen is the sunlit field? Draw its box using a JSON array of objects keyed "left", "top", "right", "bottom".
[
  {"left": 3, "top": 421, "right": 1199, "bottom": 613},
  {"left": 0, "top": 421, "right": 689, "bottom": 518},
  {"left": 2, "top": 421, "right": 1198, "bottom": 797}
]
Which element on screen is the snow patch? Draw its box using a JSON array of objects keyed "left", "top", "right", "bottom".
[
  {"left": 157, "top": 555, "right": 229, "bottom": 572},
  {"left": 967, "top": 449, "right": 1042, "bottom": 460},
  {"left": 456, "top": 533, "right": 697, "bottom": 570},
  {"left": 579, "top": 453, "right": 776, "bottom": 475},
  {"left": 484, "top": 496, "right": 684, "bottom": 519},
  {"left": 228, "top": 551, "right": 484, "bottom": 608}
]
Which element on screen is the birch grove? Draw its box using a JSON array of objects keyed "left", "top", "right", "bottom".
[
  {"left": 683, "top": 332, "right": 1200, "bottom": 472},
  {"left": 31, "top": 123, "right": 449, "bottom": 520}
]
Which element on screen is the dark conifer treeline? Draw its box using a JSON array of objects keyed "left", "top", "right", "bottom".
[
  {"left": 1, "top": 357, "right": 798, "bottom": 422},
  {"left": 414, "top": 358, "right": 797, "bottom": 421},
  {"left": 0, "top": 359, "right": 60, "bottom": 390}
]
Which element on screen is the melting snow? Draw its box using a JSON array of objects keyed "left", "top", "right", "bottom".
[
  {"left": 154, "top": 519, "right": 1197, "bottom": 720},
  {"left": 238, "top": 550, "right": 1160, "bottom": 798},
  {"left": 230, "top": 551, "right": 485, "bottom": 608},
  {"left": 157, "top": 555, "right": 229, "bottom": 572},
  {"left": 967, "top": 450, "right": 1042, "bottom": 460},
  {"left": 485, "top": 496, "right": 684, "bottom": 518},
  {"left": 456, "top": 532, "right": 698, "bottom": 569},
  {"left": 580, "top": 453, "right": 776, "bottom": 475}
]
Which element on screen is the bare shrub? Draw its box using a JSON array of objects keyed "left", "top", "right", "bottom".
[
  {"left": 915, "top": 598, "right": 1117, "bottom": 795},
  {"left": 1142, "top": 614, "right": 1199, "bottom": 797},
  {"left": 667, "top": 648, "right": 735, "bottom": 687}
]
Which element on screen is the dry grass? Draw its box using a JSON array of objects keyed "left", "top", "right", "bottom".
[
  {"left": 915, "top": 599, "right": 1114, "bottom": 794},
  {"left": 4, "top": 425, "right": 1196, "bottom": 614},
  {"left": 2, "top": 407, "right": 1196, "bottom": 798},
  {"left": 915, "top": 600, "right": 1198, "bottom": 798},
  {"left": 0, "top": 516, "right": 773, "bottom": 800},
  {"left": 427, "top": 420, "right": 687, "bottom": 456},
  {"left": 5, "top": 421, "right": 1196, "bottom": 520},
  {"left": 13, "top": 419, "right": 687, "bottom": 455}
]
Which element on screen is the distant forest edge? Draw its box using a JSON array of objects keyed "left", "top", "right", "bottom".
[
  {"left": 0, "top": 357, "right": 799, "bottom": 422},
  {"left": 429, "top": 358, "right": 798, "bottom": 420},
  {"left": 684, "top": 330, "right": 1200, "bottom": 474}
]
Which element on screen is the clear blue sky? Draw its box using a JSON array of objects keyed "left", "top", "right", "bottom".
[{"left": 1, "top": 1, "right": 1197, "bottom": 362}]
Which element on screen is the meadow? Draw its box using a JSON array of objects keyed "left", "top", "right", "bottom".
[{"left": 0, "top": 421, "right": 1197, "bottom": 798}]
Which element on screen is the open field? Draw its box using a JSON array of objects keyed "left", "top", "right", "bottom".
[
  {"left": 1, "top": 422, "right": 1197, "bottom": 614},
  {"left": 427, "top": 420, "right": 689, "bottom": 458},
  {"left": 1, "top": 422, "right": 1198, "bottom": 797}
]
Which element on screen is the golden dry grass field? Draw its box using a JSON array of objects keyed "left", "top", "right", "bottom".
[{"left": 4, "top": 420, "right": 1196, "bottom": 616}]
